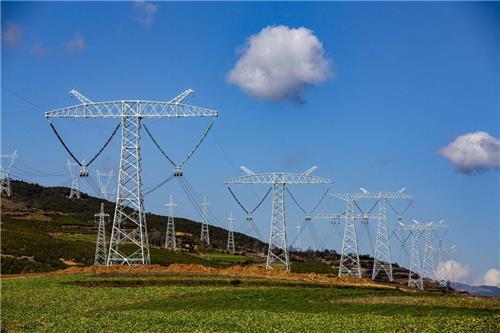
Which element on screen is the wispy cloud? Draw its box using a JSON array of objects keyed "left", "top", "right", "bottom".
[
  {"left": 133, "top": 1, "right": 158, "bottom": 27},
  {"left": 30, "top": 42, "right": 49, "bottom": 58},
  {"left": 438, "top": 131, "right": 500, "bottom": 173},
  {"left": 437, "top": 260, "right": 474, "bottom": 284},
  {"left": 65, "top": 33, "right": 86, "bottom": 54},
  {"left": 2, "top": 22, "right": 22, "bottom": 47},
  {"left": 227, "top": 25, "right": 332, "bottom": 104}
]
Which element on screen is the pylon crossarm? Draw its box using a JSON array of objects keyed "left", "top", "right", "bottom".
[
  {"left": 46, "top": 100, "right": 218, "bottom": 118},
  {"left": 225, "top": 173, "right": 332, "bottom": 184}
]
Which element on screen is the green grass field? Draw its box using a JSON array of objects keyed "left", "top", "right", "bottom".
[{"left": 2, "top": 273, "right": 499, "bottom": 332}]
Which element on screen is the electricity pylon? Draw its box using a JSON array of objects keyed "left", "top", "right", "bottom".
[
  {"left": 398, "top": 220, "right": 425, "bottom": 289},
  {"left": 0, "top": 150, "right": 17, "bottom": 197},
  {"left": 330, "top": 188, "right": 413, "bottom": 280},
  {"left": 96, "top": 170, "right": 114, "bottom": 200},
  {"left": 200, "top": 196, "right": 210, "bottom": 246},
  {"left": 433, "top": 241, "right": 456, "bottom": 288},
  {"left": 164, "top": 195, "right": 177, "bottom": 250},
  {"left": 227, "top": 212, "right": 236, "bottom": 253},
  {"left": 46, "top": 89, "right": 218, "bottom": 265},
  {"left": 422, "top": 220, "right": 447, "bottom": 281},
  {"left": 225, "top": 166, "right": 332, "bottom": 271},
  {"left": 66, "top": 159, "right": 80, "bottom": 199},
  {"left": 94, "top": 203, "right": 109, "bottom": 266},
  {"left": 295, "top": 224, "right": 302, "bottom": 250}
]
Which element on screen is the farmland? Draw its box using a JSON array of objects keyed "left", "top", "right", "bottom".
[{"left": 2, "top": 268, "right": 499, "bottom": 332}]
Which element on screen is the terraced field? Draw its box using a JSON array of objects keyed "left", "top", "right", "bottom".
[{"left": 2, "top": 269, "right": 499, "bottom": 332}]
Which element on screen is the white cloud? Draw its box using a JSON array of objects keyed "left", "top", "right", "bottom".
[
  {"left": 437, "top": 260, "right": 474, "bottom": 284},
  {"left": 31, "top": 42, "right": 49, "bottom": 57},
  {"left": 134, "top": 1, "right": 158, "bottom": 27},
  {"left": 2, "top": 22, "right": 22, "bottom": 47},
  {"left": 65, "top": 33, "right": 86, "bottom": 54},
  {"left": 438, "top": 131, "right": 500, "bottom": 173},
  {"left": 227, "top": 25, "right": 332, "bottom": 103},
  {"left": 482, "top": 268, "right": 500, "bottom": 287}
]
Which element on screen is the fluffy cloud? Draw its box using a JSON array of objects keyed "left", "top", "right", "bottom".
[
  {"left": 227, "top": 25, "right": 332, "bottom": 103},
  {"left": 438, "top": 131, "right": 500, "bottom": 173},
  {"left": 482, "top": 268, "right": 500, "bottom": 287},
  {"left": 2, "top": 23, "right": 22, "bottom": 47},
  {"left": 134, "top": 1, "right": 158, "bottom": 27},
  {"left": 65, "top": 33, "right": 86, "bottom": 54},
  {"left": 437, "top": 260, "right": 474, "bottom": 284}
]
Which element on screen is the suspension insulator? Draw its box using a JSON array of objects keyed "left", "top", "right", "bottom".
[
  {"left": 173, "top": 167, "right": 183, "bottom": 177},
  {"left": 80, "top": 167, "right": 89, "bottom": 177},
  {"left": 246, "top": 214, "right": 253, "bottom": 221},
  {"left": 304, "top": 215, "right": 312, "bottom": 221}
]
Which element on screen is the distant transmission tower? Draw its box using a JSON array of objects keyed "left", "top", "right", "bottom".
[
  {"left": 66, "top": 159, "right": 80, "bottom": 199},
  {"left": 331, "top": 188, "right": 413, "bottom": 280},
  {"left": 295, "top": 224, "right": 302, "bottom": 250},
  {"left": 0, "top": 150, "right": 18, "bottom": 197},
  {"left": 422, "top": 220, "right": 447, "bottom": 281},
  {"left": 227, "top": 212, "right": 236, "bottom": 252},
  {"left": 164, "top": 195, "right": 177, "bottom": 250},
  {"left": 433, "top": 240, "right": 455, "bottom": 288},
  {"left": 94, "top": 203, "right": 109, "bottom": 266},
  {"left": 46, "top": 89, "right": 218, "bottom": 265},
  {"left": 225, "top": 166, "right": 332, "bottom": 271},
  {"left": 96, "top": 170, "right": 114, "bottom": 200},
  {"left": 398, "top": 220, "right": 424, "bottom": 289},
  {"left": 200, "top": 196, "right": 210, "bottom": 246}
]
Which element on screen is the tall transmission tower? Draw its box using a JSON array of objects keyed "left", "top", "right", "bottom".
[
  {"left": 295, "top": 224, "right": 302, "bottom": 250},
  {"left": 46, "top": 89, "right": 218, "bottom": 265},
  {"left": 164, "top": 195, "right": 177, "bottom": 250},
  {"left": 433, "top": 240, "right": 456, "bottom": 288},
  {"left": 422, "top": 220, "right": 447, "bottom": 281},
  {"left": 94, "top": 203, "right": 109, "bottom": 266},
  {"left": 96, "top": 170, "right": 114, "bottom": 200},
  {"left": 0, "top": 150, "right": 18, "bottom": 197},
  {"left": 66, "top": 159, "right": 81, "bottom": 199},
  {"left": 200, "top": 196, "right": 210, "bottom": 246},
  {"left": 330, "top": 188, "right": 413, "bottom": 280},
  {"left": 227, "top": 212, "right": 236, "bottom": 252},
  {"left": 225, "top": 166, "right": 332, "bottom": 271},
  {"left": 398, "top": 220, "right": 425, "bottom": 289}
]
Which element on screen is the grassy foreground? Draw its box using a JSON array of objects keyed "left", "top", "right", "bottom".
[{"left": 2, "top": 273, "right": 499, "bottom": 332}]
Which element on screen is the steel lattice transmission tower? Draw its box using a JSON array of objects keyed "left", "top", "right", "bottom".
[
  {"left": 422, "top": 220, "right": 447, "bottom": 281},
  {"left": 164, "top": 195, "right": 177, "bottom": 250},
  {"left": 94, "top": 203, "right": 109, "bottom": 266},
  {"left": 96, "top": 170, "right": 114, "bottom": 200},
  {"left": 46, "top": 89, "right": 218, "bottom": 265},
  {"left": 433, "top": 241, "right": 455, "bottom": 288},
  {"left": 227, "top": 212, "right": 236, "bottom": 253},
  {"left": 200, "top": 196, "right": 210, "bottom": 246},
  {"left": 0, "top": 150, "right": 17, "bottom": 197},
  {"left": 331, "top": 188, "right": 413, "bottom": 280},
  {"left": 66, "top": 159, "right": 81, "bottom": 199},
  {"left": 398, "top": 220, "right": 425, "bottom": 289},
  {"left": 225, "top": 166, "right": 332, "bottom": 271}
]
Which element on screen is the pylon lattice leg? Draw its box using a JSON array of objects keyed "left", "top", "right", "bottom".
[
  {"left": 94, "top": 203, "right": 108, "bottom": 266},
  {"left": 266, "top": 183, "right": 289, "bottom": 271},
  {"left": 408, "top": 229, "right": 423, "bottom": 289},
  {"left": 200, "top": 198, "right": 210, "bottom": 246},
  {"left": 422, "top": 227, "right": 435, "bottom": 281},
  {"left": 339, "top": 200, "right": 361, "bottom": 277},
  {"left": 372, "top": 198, "right": 393, "bottom": 281},
  {"left": 165, "top": 215, "right": 176, "bottom": 250},
  {"left": 0, "top": 171, "right": 11, "bottom": 197},
  {"left": 107, "top": 116, "right": 150, "bottom": 265},
  {"left": 69, "top": 177, "right": 80, "bottom": 199}
]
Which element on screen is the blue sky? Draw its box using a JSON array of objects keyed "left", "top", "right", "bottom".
[{"left": 1, "top": 2, "right": 499, "bottom": 285}]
